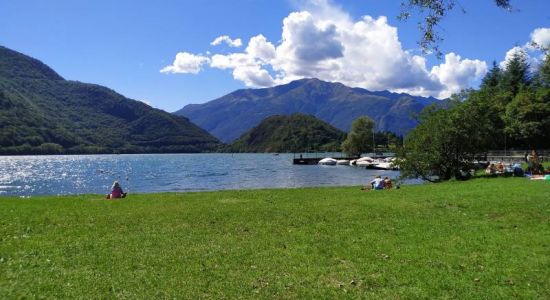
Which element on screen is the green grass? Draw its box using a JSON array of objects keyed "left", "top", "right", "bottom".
[{"left": 1, "top": 178, "right": 549, "bottom": 299}]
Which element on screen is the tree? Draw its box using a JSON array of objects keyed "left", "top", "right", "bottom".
[
  {"left": 533, "top": 53, "right": 550, "bottom": 88},
  {"left": 481, "top": 61, "right": 502, "bottom": 89},
  {"left": 398, "top": 0, "right": 512, "bottom": 57},
  {"left": 38, "top": 143, "right": 64, "bottom": 154},
  {"left": 504, "top": 85, "right": 550, "bottom": 149},
  {"left": 500, "top": 49, "right": 531, "bottom": 97},
  {"left": 397, "top": 100, "right": 494, "bottom": 181},
  {"left": 374, "top": 131, "right": 403, "bottom": 151},
  {"left": 341, "top": 116, "right": 374, "bottom": 156}
]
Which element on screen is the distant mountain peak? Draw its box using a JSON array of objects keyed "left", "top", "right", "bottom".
[{"left": 176, "top": 79, "right": 442, "bottom": 143}]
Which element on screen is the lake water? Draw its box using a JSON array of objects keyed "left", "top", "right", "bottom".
[{"left": 0, "top": 153, "right": 401, "bottom": 196}]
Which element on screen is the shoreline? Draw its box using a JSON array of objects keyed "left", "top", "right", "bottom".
[
  {"left": 1, "top": 177, "right": 548, "bottom": 298},
  {"left": 0, "top": 183, "right": 396, "bottom": 198},
  {"left": 0, "top": 176, "right": 544, "bottom": 198}
]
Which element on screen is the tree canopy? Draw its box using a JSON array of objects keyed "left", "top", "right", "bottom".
[
  {"left": 341, "top": 116, "right": 375, "bottom": 156},
  {"left": 398, "top": 51, "right": 550, "bottom": 181}
]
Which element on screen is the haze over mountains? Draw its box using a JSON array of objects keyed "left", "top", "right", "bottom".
[
  {"left": 176, "top": 78, "right": 442, "bottom": 143},
  {"left": 0, "top": 46, "right": 220, "bottom": 154}
]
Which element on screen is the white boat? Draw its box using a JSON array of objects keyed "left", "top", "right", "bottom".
[
  {"left": 356, "top": 160, "right": 374, "bottom": 167},
  {"left": 358, "top": 156, "right": 374, "bottom": 162},
  {"left": 318, "top": 157, "right": 337, "bottom": 165},
  {"left": 355, "top": 156, "right": 375, "bottom": 167},
  {"left": 336, "top": 160, "right": 349, "bottom": 165},
  {"left": 369, "top": 161, "right": 399, "bottom": 170}
]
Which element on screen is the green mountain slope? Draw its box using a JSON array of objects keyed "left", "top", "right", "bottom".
[
  {"left": 0, "top": 46, "right": 220, "bottom": 154},
  {"left": 225, "top": 114, "right": 345, "bottom": 153},
  {"left": 176, "top": 78, "right": 442, "bottom": 143}
]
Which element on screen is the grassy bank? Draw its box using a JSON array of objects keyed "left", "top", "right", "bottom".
[{"left": 1, "top": 178, "right": 549, "bottom": 299}]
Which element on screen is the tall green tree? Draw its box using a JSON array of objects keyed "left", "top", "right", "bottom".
[
  {"left": 481, "top": 61, "right": 502, "bottom": 89},
  {"left": 397, "top": 100, "right": 494, "bottom": 181},
  {"left": 500, "top": 49, "right": 531, "bottom": 97},
  {"left": 341, "top": 116, "right": 374, "bottom": 156},
  {"left": 504, "top": 72, "right": 550, "bottom": 149},
  {"left": 533, "top": 53, "right": 550, "bottom": 88}
]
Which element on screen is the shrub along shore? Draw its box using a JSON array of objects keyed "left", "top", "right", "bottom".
[{"left": 0, "top": 178, "right": 548, "bottom": 298}]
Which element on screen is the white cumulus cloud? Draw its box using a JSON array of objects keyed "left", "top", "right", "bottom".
[
  {"left": 530, "top": 27, "right": 550, "bottom": 49},
  {"left": 160, "top": 52, "right": 210, "bottom": 74},
  {"left": 210, "top": 35, "right": 243, "bottom": 48},
  {"left": 209, "top": 35, "right": 277, "bottom": 87},
  {"left": 499, "top": 27, "right": 550, "bottom": 72},
  {"left": 500, "top": 46, "right": 527, "bottom": 69},
  {"left": 163, "top": 0, "right": 492, "bottom": 98},
  {"left": 246, "top": 34, "right": 276, "bottom": 63},
  {"left": 430, "top": 53, "right": 487, "bottom": 98}
]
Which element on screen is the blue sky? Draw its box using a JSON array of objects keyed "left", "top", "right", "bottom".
[{"left": 1, "top": 0, "right": 548, "bottom": 112}]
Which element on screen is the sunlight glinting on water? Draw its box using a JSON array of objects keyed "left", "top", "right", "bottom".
[{"left": 0, "top": 154, "right": 400, "bottom": 196}]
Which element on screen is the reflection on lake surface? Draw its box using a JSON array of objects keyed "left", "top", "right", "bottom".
[{"left": 0, "top": 154, "right": 400, "bottom": 196}]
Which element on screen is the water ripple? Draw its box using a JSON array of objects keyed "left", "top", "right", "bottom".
[{"left": 0, "top": 154, "right": 400, "bottom": 196}]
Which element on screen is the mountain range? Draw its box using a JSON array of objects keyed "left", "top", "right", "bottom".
[
  {"left": 0, "top": 46, "right": 220, "bottom": 154},
  {"left": 0, "top": 45, "right": 445, "bottom": 155},
  {"left": 176, "top": 78, "right": 442, "bottom": 143}
]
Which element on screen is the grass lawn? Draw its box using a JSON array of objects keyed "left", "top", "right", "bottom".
[{"left": 1, "top": 178, "right": 549, "bottom": 299}]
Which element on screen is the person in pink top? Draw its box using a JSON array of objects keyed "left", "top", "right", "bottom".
[{"left": 106, "top": 181, "right": 127, "bottom": 199}]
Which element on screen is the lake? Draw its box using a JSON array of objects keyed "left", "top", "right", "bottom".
[{"left": 0, "top": 153, "right": 401, "bottom": 196}]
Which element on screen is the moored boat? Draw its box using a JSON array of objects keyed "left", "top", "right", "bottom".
[{"left": 318, "top": 157, "right": 337, "bottom": 165}]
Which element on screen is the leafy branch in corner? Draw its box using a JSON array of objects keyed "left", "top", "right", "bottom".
[{"left": 398, "top": 0, "right": 513, "bottom": 58}]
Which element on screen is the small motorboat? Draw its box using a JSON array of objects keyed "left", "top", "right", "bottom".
[
  {"left": 355, "top": 156, "right": 375, "bottom": 167},
  {"left": 318, "top": 157, "right": 337, "bottom": 165}
]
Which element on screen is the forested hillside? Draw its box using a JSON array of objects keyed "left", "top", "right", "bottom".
[
  {"left": 0, "top": 46, "right": 221, "bottom": 154},
  {"left": 225, "top": 114, "right": 346, "bottom": 153}
]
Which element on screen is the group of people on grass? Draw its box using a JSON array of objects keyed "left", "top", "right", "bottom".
[
  {"left": 485, "top": 150, "right": 549, "bottom": 177},
  {"left": 362, "top": 175, "right": 397, "bottom": 191},
  {"left": 484, "top": 162, "right": 524, "bottom": 176}
]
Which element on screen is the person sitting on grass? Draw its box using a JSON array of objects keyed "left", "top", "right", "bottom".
[
  {"left": 485, "top": 163, "right": 496, "bottom": 175},
  {"left": 526, "top": 150, "right": 544, "bottom": 175},
  {"left": 512, "top": 163, "right": 524, "bottom": 177},
  {"left": 495, "top": 162, "right": 505, "bottom": 174},
  {"left": 383, "top": 176, "right": 393, "bottom": 189},
  {"left": 106, "top": 181, "right": 127, "bottom": 199},
  {"left": 362, "top": 175, "right": 384, "bottom": 191}
]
